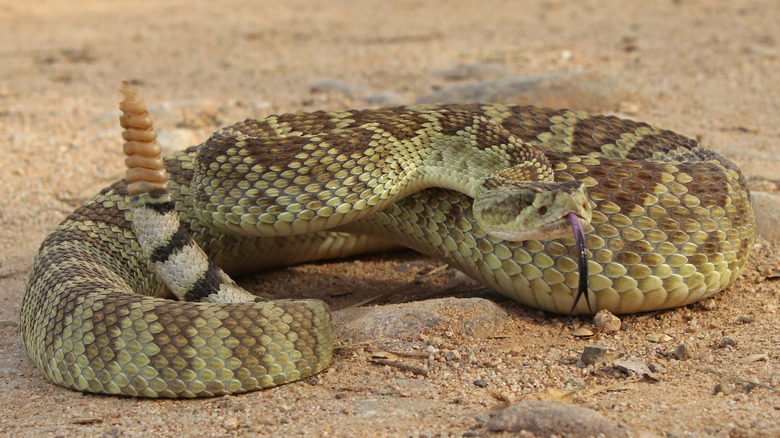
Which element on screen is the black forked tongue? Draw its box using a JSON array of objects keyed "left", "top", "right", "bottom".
[{"left": 566, "top": 212, "right": 591, "bottom": 315}]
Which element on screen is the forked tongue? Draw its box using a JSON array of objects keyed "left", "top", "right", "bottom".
[{"left": 566, "top": 212, "right": 591, "bottom": 315}]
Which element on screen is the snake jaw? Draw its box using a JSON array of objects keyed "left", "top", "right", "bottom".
[
  {"left": 473, "top": 179, "right": 592, "bottom": 313},
  {"left": 473, "top": 179, "right": 591, "bottom": 241}
]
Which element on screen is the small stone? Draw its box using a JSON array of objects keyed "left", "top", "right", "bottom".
[
  {"left": 363, "top": 91, "right": 405, "bottom": 105},
  {"left": 473, "top": 380, "right": 488, "bottom": 388},
  {"left": 611, "top": 359, "right": 659, "bottom": 381},
  {"left": 750, "top": 191, "right": 780, "bottom": 241},
  {"left": 581, "top": 344, "right": 609, "bottom": 365},
  {"left": 333, "top": 298, "right": 509, "bottom": 344},
  {"left": 594, "top": 310, "right": 621, "bottom": 333},
  {"left": 670, "top": 342, "right": 690, "bottom": 360},
  {"left": 717, "top": 337, "right": 738, "bottom": 349},
  {"left": 564, "top": 378, "right": 586, "bottom": 389},
  {"left": 103, "top": 426, "right": 122, "bottom": 437},
  {"left": 646, "top": 332, "right": 673, "bottom": 343},
  {"left": 739, "top": 316, "right": 754, "bottom": 323},
  {"left": 434, "top": 62, "right": 512, "bottom": 80},
  {"left": 444, "top": 350, "right": 461, "bottom": 361},
  {"left": 223, "top": 416, "right": 239, "bottom": 431},
  {"left": 746, "top": 353, "right": 768, "bottom": 362},
  {"left": 308, "top": 79, "right": 363, "bottom": 96},
  {"left": 647, "top": 362, "right": 666, "bottom": 373},
  {"left": 700, "top": 299, "right": 717, "bottom": 310},
  {"left": 217, "top": 397, "right": 234, "bottom": 409},
  {"left": 572, "top": 327, "right": 595, "bottom": 337},
  {"left": 714, "top": 383, "right": 733, "bottom": 395},
  {"left": 416, "top": 72, "right": 642, "bottom": 114},
  {"left": 334, "top": 392, "right": 347, "bottom": 399},
  {"left": 487, "top": 400, "right": 633, "bottom": 437}
]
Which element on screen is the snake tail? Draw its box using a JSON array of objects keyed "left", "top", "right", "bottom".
[
  {"left": 119, "top": 83, "right": 259, "bottom": 305},
  {"left": 19, "top": 85, "right": 333, "bottom": 398}
]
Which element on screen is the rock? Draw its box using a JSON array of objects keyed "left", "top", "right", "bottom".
[
  {"left": 646, "top": 332, "right": 673, "bottom": 343},
  {"left": 363, "top": 91, "right": 406, "bottom": 105},
  {"left": 611, "top": 360, "right": 659, "bottom": 381},
  {"left": 487, "top": 400, "right": 634, "bottom": 437},
  {"left": 593, "top": 309, "right": 621, "bottom": 333},
  {"left": 572, "top": 327, "right": 595, "bottom": 337},
  {"left": 417, "top": 72, "right": 643, "bottom": 113},
  {"left": 309, "top": 79, "right": 364, "bottom": 96},
  {"left": 434, "top": 62, "right": 512, "bottom": 81},
  {"left": 713, "top": 383, "right": 733, "bottom": 395},
  {"left": 332, "top": 297, "right": 509, "bottom": 345},
  {"left": 716, "top": 337, "right": 739, "bottom": 349},
  {"left": 669, "top": 342, "right": 690, "bottom": 360},
  {"left": 581, "top": 344, "right": 608, "bottom": 365},
  {"left": 750, "top": 191, "right": 780, "bottom": 241}
]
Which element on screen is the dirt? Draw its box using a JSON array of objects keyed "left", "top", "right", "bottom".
[{"left": 1, "top": 0, "right": 779, "bottom": 436}]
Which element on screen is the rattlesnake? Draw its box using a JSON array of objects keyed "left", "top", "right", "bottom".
[{"left": 20, "top": 84, "right": 754, "bottom": 397}]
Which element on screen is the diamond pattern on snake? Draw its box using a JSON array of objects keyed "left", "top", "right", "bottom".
[{"left": 20, "top": 83, "right": 754, "bottom": 397}]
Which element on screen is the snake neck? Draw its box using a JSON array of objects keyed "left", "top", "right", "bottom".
[
  {"left": 413, "top": 125, "right": 592, "bottom": 242},
  {"left": 192, "top": 105, "right": 590, "bottom": 240}
]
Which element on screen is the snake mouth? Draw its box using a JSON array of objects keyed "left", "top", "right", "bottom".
[{"left": 566, "top": 212, "right": 591, "bottom": 314}]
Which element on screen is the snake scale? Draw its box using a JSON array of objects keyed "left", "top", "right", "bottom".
[{"left": 20, "top": 84, "right": 755, "bottom": 397}]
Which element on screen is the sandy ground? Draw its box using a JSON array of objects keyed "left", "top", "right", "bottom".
[{"left": 1, "top": 0, "right": 779, "bottom": 436}]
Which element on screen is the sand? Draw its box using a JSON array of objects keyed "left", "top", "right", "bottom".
[{"left": 1, "top": 1, "right": 778, "bottom": 436}]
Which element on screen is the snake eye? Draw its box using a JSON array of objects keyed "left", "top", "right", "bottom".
[{"left": 539, "top": 206, "right": 548, "bottom": 216}]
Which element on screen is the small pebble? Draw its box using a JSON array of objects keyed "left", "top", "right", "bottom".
[
  {"left": 581, "top": 344, "right": 608, "bottom": 365},
  {"left": 670, "top": 342, "right": 690, "bottom": 360},
  {"left": 572, "top": 327, "right": 595, "bottom": 337},
  {"left": 593, "top": 310, "right": 621, "bottom": 333},
  {"left": 103, "top": 426, "right": 122, "bottom": 437},
  {"left": 746, "top": 353, "right": 768, "bottom": 362},
  {"left": 717, "top": 337, "right": 738, "bottom": 348},
  {"left": 487, "top": 400, "right": 634, "bottom": 437},
  {"left": 223, "top": 416, "right": 239, "bottom": 431},
  {"left": 647, "top": 362, "right": 666, "bottom": 373},
  {"left": 444, "top": 349, "right": 461, "bottom": 361},
  {"left": 473, "top": 380, "right": 488, "bottom": 388},
  {"left": 714, "top": 383, "right": 733, "bottom": 395},
  {"left": 647, "top": 332, "right": 673, "bottom": 343},
  {"left": 700, "top": 299, "right": 717, "bottom": 310}
]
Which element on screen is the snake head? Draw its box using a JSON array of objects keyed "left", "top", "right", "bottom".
[
  {"left": 473, "top": 179, "right": 591, "bottom": 242},
  {"left": 474, "top": 178, "right": 593, "bottom": 313}
]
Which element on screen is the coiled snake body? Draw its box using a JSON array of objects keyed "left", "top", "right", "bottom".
[{"left": 20, "top": 86, "right": 755, "bottom": 397}]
